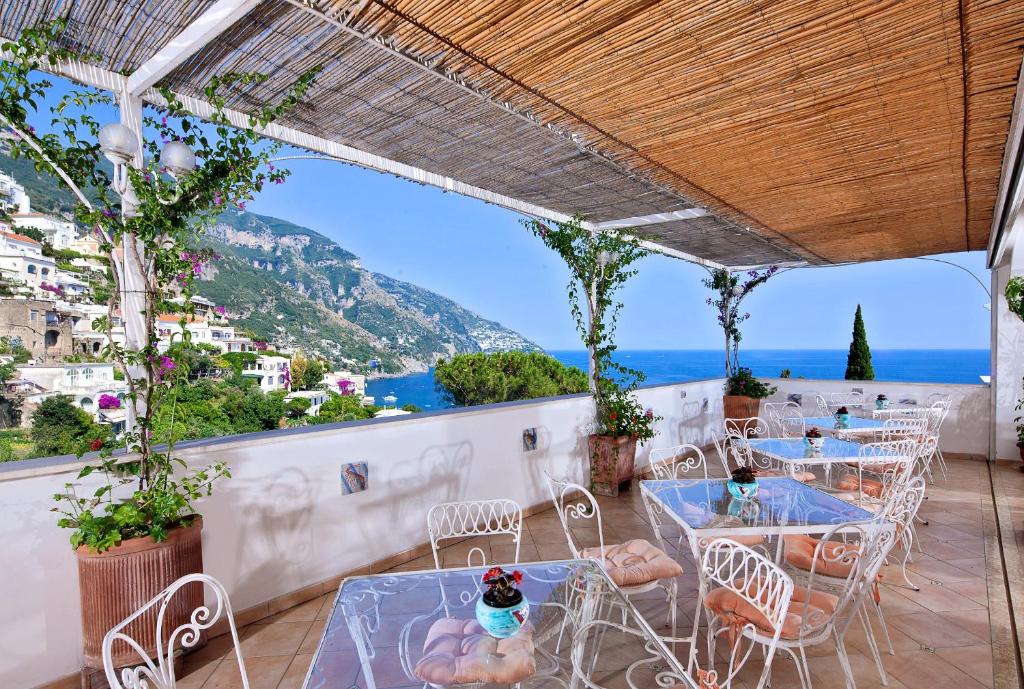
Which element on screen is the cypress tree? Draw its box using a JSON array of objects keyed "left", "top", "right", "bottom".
[{"left": 845, "top": 304, "right": 875, "bottom": 380}]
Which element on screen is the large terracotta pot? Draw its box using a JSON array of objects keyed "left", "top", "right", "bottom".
[
  {"left": 589, "top": 434, "right": 638, "bottom": 497},
  {"left": 77, "top": 518, "right": 204, "bottom": 688},
  {"left": 723, "top": 395, "right": 760, "bottom": 421}
]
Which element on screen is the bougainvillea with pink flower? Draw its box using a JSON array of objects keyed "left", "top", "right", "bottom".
[
  {"left": 0, "top": 20, "right": 319, "bottom": 551},
  {"left": 98, "top": 394, "right": 121, "bottom": 410}
]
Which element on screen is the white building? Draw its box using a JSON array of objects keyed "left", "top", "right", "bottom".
[
  {"left": 241, "top": 355, "right": 291, "bottom": 392},
  {"left": 284, "top": 389, "right": 328, "bottom": 416},
  {"left": 16, "top": 362, "right": 128, "bottom": 415},
  {"left": 156, "top": 314, "right": 253, "bottom": 353},
  {"left": 323, "top": 370, "right": 367, "bottom": 397},
  {"left": 69, "top": 235, "right": 102, "bottom": 256},
  {"left": 0, "top": 172, "right": 28, "bottom": 214},
  {"left": 10, "top": 200, "right": 77, "bottom": 249},
  {"left": 0, "top": 231, "right": 56, "bottom": 288}
]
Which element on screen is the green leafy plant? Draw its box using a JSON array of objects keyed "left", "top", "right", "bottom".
[
  {"left": 730, "top": 466, "right": 757, "bottom": 484},
  {"left": 434, "top": 351, "right": 588, "bottom": 407},
  {"left": 522, "top": 214, "right": 661, "bottom": 443},
  {"left": 1006, "top": 277, "right": 1024, "bottom": 321},
  {"left": 703, "top": 267, "right": 778, "bottom": 377},
  {"left": 0, "top": 20, "right": 318, "bottom": 550},
  {"left": 725, "top": 367, "right": 777, "bottom": 399},
  {"left": 845, "top": 304, "right": 875, "bottom": 380}
]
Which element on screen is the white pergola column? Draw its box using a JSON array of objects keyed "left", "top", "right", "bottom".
[
  {"left": 990, "top": 208, "right": 1024, "bottom": 461},
  {"left": 116, "top": 92, "right": 150, "bottom": 434}
]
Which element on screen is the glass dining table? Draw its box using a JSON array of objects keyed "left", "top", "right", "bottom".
[
  {"left": 803, "top": 415, "right": 885, "bottom": 439},
  {"left": 640, "top": 477, "right": 876, "bottom": 557},
  {"left": 302, "top": 559, "right": 697, "bottom": 689}
]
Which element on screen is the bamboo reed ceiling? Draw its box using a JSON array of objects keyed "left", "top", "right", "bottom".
[{"left": 3, "top": 0, "right": 1023, "bottom": 266}]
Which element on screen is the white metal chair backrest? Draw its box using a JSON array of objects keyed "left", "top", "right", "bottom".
[
  {"left": 912, "top": 436, "right": 939, "bottom": 479},
  {"left": 545, "top": 473, "right": 605, "bottom": 560},
  {"left": 763, "top": 401, "right": 804, "bottom": 438},
  {"left": 829, "top": 391, "right": 865, "bottom": 409},
  {"left": 800, "top": 521, "right": 874, "bottom": 630},
  {"left": 926, "top": 401, "right": 950, "bottom": 436},
  {"left": 103, "top": 574, "right": 248, "bottom": 689},
  {"left": 709, "top": 432, "right": 735, "bottom": 474},
  {"left": 881, "top": 417, "right": 928, "bottom": 441},
  {"left": 427, "top": 499, "right": 523, "bottom": 568},
  {"left": 649, "top": 443, "right": 709, "bottom": 480},
  {"left": 723, "top": 416, "right": 769, "bottom": 441},
  {"left": 814, "top": 394, "right": 830, "bottom": 417},
  {"left": 700, "top": 540, "right": 793, "bottom": 688},
  {"left": 852, "top": 439, "right": 918, "bottom": 505},
  {"left": 881, "top": 476, "right": 927, "bottom": 534}
]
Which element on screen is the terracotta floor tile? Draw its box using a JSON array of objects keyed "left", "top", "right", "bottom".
[
  {"left": 239, "top": 621, "right": 312, "bottom": 658},
  {"left": 882, "top": 648, "right": 989, "bottom": 689},
  {"left": 935, "top": 644, "right": 994, "bottom": 688},
  {"left": 945, "top": 557, "right": 987, "bottom": 578},
  {"left": 263, "top": 596, "right": 325, "bottom": 625},
  {"left": 944, "top": 578, "right": 991, "bottom": 606},
  {"left": 275, "top": 654, "right": 314, "bottom": 689},
  {"left": 204, "top": 655, "right": 291, "bottom": 689},
  {"left": 887, "top": 610, "right": 988, "bottom": 648},
  {"left": 297, "top": 617, "right": 328, "bottom": 655},
  {"left": 886, "top": 580, "right": 985, "bottom": 614},
  {"left": 905, "top": 555, "right": 983, "bottom": 585}
]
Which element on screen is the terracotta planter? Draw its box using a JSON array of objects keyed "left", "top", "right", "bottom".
[
  {"left": 589, "top": 434, "right": 638, "bottom": 497},
  {"left": 723, "top": 395, "right": 761, "bottom": 421},
  {"left": 77, "top": 518, "right": 204, "bottom": 686}
]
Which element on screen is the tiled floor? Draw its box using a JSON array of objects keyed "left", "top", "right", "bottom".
[{"left": 177, "top": 458, "right": 1008, "bottom": 689}]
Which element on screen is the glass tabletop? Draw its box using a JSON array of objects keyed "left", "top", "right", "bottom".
[
  {"left": 305, "top": 559, "right": 696, "bottom": 689},
  {"left": 747, "top": 437, "right": 866, "bottom": 462},
  {"left": 640, "top": 477, "right": 874, "bottom": 537},
  {"left": 804, "top": 416, "right": 885, "bottom": 430}
]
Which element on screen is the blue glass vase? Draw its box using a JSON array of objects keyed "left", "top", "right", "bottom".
[
  {"left": 475, "top": 593, "right": 530, "bottom": 638},
  {"left": 727, "top": 479, "right": 758, "bottom": 501},
  {"left": 876, "top": 398, "right": 890, "bottom": 410},
  {"left": 834, "top": 412, "right": 850, "bottom": 428}
]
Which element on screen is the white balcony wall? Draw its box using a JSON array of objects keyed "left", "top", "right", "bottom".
[
  {"left": 0, "top": 378, "right": 726, "bottom": 689},
  {"left": 992, "top": 208, "right": 1024, "bottom": 461},
  {"left": 763, "top": 378, "right": 990, "bottom": 456}
]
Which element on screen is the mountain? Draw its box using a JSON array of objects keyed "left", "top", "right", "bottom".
[
  {"left": 198, "top": 209, "right": 539, "bottom": 373},
  {"left": 0, "top": 154, "right": 540, "bottom": 374}
]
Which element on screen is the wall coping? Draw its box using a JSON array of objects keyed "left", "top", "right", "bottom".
[{"left": 0, "top": 377, "right": 726, "bottom": 482}]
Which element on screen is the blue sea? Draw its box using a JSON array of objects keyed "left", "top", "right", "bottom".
[{"left": 366, "top": 349, "right": 990, "bottom": 412}]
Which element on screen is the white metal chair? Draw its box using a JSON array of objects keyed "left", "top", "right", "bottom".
[
  {"left": 649, "top": 443, "right": 709, "bottom": 480},
  {"left": 546, "top": 474, "right": 683, "bottom": 643},
  {"left": 763, "top": 401, "right": 805, "bottom": 438},
  {"left": 697, "top": 540, "right": 793, "bottom": 689},
  {"left": 725, "top": 417, "right": 814, "bottom": 483},
  {"left": 776, "top": 520, "right": 899, "bottom": 689},
  {"left": 878, "top": 416, "right": 929, "bottom": 442},
  {"left": 427, "top": 499, "right": 523, "bottom": 568},
  {"left": 834, "top": 439, "right": 917, "bottom": 509},
  {"left": 103, "top": 574, "right": 249, "bottom": 689},
  {"left": 829, "top": 391, "right": 865, "bottom": 412}
]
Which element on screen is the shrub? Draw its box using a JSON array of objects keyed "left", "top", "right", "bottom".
[
  {"left": 30, "top": 395, "right": 102, "bottom": 457},
  {"left": 725, "top": 368, "right": 776, "bottom": 399},
  {"left": 434, "top": 351, "right": 588, "bottom": 407}
]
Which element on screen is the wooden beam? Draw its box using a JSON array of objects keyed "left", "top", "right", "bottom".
[{"left": 126, "top": 0, "right": 264, "bottom": 96}]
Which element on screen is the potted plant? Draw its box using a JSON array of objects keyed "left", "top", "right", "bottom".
[
  {"left": 523, "top": 215, "right": 661, "bottom": 496},
  {"left": 834, "top": 405, "right": 850, "bottom": 428},
  {"left": 1015, "top": 391, "right": 1024, "bottom": 471},
  {"left": 703, "top": 267, "right": 778, "bottom": 420},
  {"left": 875, "top": 393, "right": 890, "bottom": 410},
  {"left": 2, "top": 20, "right": 318, "bottom": 680},
  {"left": 589, "top": 387, "right": 659, "bottom": 496},
  {"left": 723, "top": 367, "right": 777, "bottom": 420},
  {"left": 476, "top": 566, "right": 529, "bottom": 638},
  {"left": 727, "top": 466, "right": 759, "bottom": 500},
  {"left": 804, "top": 427, "right": 825, "bottom": 450}
]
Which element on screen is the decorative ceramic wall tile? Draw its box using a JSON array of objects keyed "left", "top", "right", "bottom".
[{"left": 341, "top": 462, "right": 368, "bottom": 494}]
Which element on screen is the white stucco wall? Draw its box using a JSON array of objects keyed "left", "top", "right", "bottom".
[
  {"left": 0, "top": 378, "right": 726, "bottom": 689},
  {"left": 764, "top": 378, "right": 990, "bottom": 456},
  {"left": 992, "top": 210, "right": 1024, "bottom": 461}
]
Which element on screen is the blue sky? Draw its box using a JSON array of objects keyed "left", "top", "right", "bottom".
[
  {"left": 25, "top": 77, "right": 992, "bottom": 352},
  {"left": 247, "top": 155, "right": 991, "bottom": 351}
]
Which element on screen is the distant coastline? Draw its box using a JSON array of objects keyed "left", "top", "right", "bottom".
[{"left": 366, "top": 348, "right": 990, "bottom": 411}]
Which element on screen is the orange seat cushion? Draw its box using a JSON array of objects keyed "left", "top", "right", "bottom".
[
  {"left": 413, "top": 618, "right": 536, "bottom": 686},
  {"left": 581, "top": 539, "right": 684, "bottom": 587},
  {"left": 783, "top": 534, "right": 861, "bottom": 578},
  {"left": 836, "top": 475, "right": 884, "bottom": 497},
  {"left": 704, "top": 581, "right": 838, "bottom": 640}
]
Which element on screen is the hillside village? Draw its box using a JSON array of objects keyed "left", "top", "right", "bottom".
[{"left": 0, "top": 169, "right": 393, "bottom": 449}]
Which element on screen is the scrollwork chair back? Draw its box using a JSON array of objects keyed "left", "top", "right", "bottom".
[
  {"left": 545, "top": 473, "right": 605, "bottom": 560},
  {"left": 649, "top": 444, "right": 708, "bottom": 480},
  {"left": 427, "top": 499, "right": 523, "bottom": 568},
  {"left": 700, "top": 540, "right": 793, "bottom": 688},
  {"left": 763, "top": 402, "right": 804, "bottom": 438},
  {"left": 103, "top": 573, "right": 248, "bottom": 689}
]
